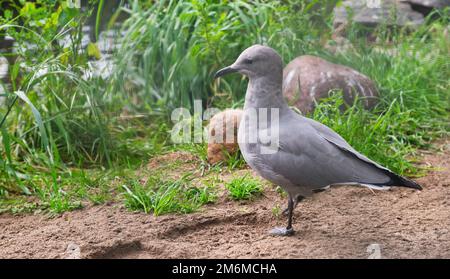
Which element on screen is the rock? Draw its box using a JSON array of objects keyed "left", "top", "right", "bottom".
[
  {"left": 402, "top": 0, "right": 450, "bottom": 9},
  {"left": 0, "top": 56, "right": 8, "bottom": 81},
  {"left": 64, "top": 243, "right": 81, "bottom": 259},
  {"left": 334, "top": 0, "right": 425, "bottom": 29},
  {"left": 207, "top": 109, "right": 243, "bottom": 164},
  {"left": 0, "top": 56, "right": 8, "bottom": 104},
  {"left": 0, "top": 36, "right": 14, "bottom": 53},
  {"left": 401, "top": 0, "right": 450, "bottom": 17},
  {"left": 283, "top": 55, "right": 379, "bottom": 114}
]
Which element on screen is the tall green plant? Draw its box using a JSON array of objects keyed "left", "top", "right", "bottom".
[
  {"left": 111, "top": 0, "right": 321, "bottom": 111},
  {"left": 0, "top": 2, "right": 112, "bottom": 194}
]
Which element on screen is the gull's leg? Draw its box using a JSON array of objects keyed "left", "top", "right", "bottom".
[
  {"left": 282, "top": 195, "right": 303, "bottom": 216},
  {"left": 270, "top": 195, "right": 296, "bottom": 236}
]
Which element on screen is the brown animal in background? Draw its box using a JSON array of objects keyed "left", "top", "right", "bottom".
[{"left": 207, "top": 109, "right": 243, "bottom": 164}]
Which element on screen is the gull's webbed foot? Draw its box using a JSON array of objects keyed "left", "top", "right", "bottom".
[{"left": 269, "top": 227, "right": 295, "bottom": 236}]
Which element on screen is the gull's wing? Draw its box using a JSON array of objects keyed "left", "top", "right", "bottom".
[
  {"left": 262, "top": 112, "right": 421, "bottom": 192},
  {"left": 301, "top": 115, "right": 421, "bottom": 189}
]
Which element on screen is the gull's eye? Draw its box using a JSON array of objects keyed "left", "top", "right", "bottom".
[{"left": 244, "top": 58, "right": 253, "bottom": 64}]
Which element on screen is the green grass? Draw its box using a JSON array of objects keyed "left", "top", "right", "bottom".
[
  {"left": 271, "top": 204, "right": 282, "bottom": 218},
  {"left": 112, "top": 0, "right": 312, "bottom": 111},
  {"left": 0, "top": 166, "right": 129, "bottom": 214},
  {"left": 220, "top": 149, "right": 247, "bottom": 171},
  {"left": 225, "top": 175, "right": 263, "bottom": 201},
  {"left": 121, "top": 174, "right": 217, "bottom": 215},
  {"left": 0, "top": 198, "right": 38, "bottom": 214},
  {"left": 171, "top": 141, "right": 247, "bottom": 175}
]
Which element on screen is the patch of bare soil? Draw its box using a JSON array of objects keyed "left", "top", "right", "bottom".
[{"left": 0, "top": 140, "right": 449, "bottom": 259}]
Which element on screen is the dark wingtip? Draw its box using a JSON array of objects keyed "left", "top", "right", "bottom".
[
  {"left": 404, "top": 181, "right": 423, "bottom": 190},
  {"left": 390, "top": 174, "right": 423, "bottom": 190},
  {"left": 408, "top": 181, "right": 423, "bottom": 190}
]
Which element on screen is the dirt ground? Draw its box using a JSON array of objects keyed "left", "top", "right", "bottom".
[{"left": 0, "top": 140, "right": 449, "bottom": 259}]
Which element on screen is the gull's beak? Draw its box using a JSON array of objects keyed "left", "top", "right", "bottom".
[{"left": 214, "top": 66, "right": 238, "bottom": 79}]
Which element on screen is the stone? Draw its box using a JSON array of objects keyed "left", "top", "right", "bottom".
[
  {"left": 401, "top": 0, "right": 450, "bottom": 17},
  {"left": 207, "top": 109, "right": 243, "bottom": 164},
  {"left": 64, "top": 242, "right": 81, "bottom": 259},
  {"left": 0, "top": 56, "right": 8, "bottom": 104},
  {"left": 283, "top": 55, "right": 379, "bottom": 114},
  {"left": 0, "top": 56, "right": 8, "bottom": 77},
  {"left": 402, "top": 0, "right": 450, "bottom": 9},
  {"left": 333, "top": 0, "right": 425, "bottom": 28}
]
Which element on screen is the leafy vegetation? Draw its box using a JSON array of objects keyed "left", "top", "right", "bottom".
[
  {"left": 225, "top": 175, "right": 263, "bottom": 201},
  {"left": 0, "top": 1, "right": 448, "bottom": 214},
  {"left": 121, "top": 174, "right": 216, "bottom": 215}
]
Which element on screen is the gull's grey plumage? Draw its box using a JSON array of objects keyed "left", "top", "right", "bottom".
[{"left": 214, "top": 45, "right": 422, "bottom": 236}]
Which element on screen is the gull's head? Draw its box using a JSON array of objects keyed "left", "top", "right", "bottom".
[{"left": 214, "top": 45, "right": 283, "bottom": 80}]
